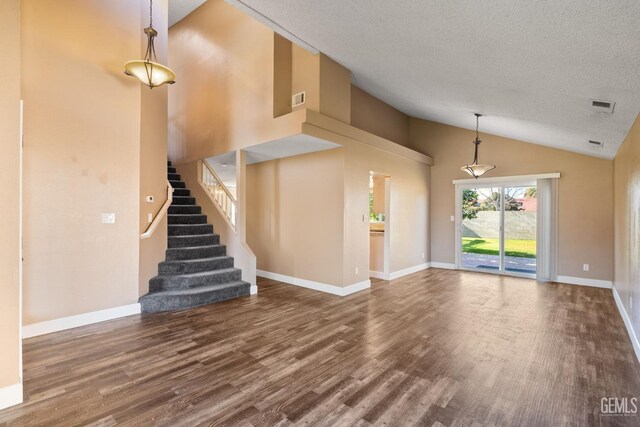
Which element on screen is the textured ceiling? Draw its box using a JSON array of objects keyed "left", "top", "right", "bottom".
[
  {"left": 230, "top": 0, "right": 640, "bottom": 159},
  {"left": 168, "top": 0, "right": 206, "bottom": 27}
]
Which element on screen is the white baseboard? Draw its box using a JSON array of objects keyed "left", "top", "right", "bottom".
[
  {"left": 612, "top": 286, "right": 640, "bottom": 364},
  {"left": 556, "top": 275, "right": 612, "bottom": 289},
  {"left": 369, "top": 270, "right": 385, "bottom": 279},
  {"left": 250, "top": 285, "right": 258, "bottom": 295},
  {"left": 0, "top": 383, "right": 22, "bottom": 410},
  {"left": 23, "top": 303, "right": 141, "bottom": 338},
  {"left": 388, "top": 262, "right": 431, "bottom": 280},
  {"left": 257, "top": 270, "right": 370, "bottom": 296},
  {"left": 429, "top": 262, "right": 457, "bottom": 270}
]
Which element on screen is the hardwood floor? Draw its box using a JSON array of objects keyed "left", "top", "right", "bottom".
[{"left": 1, "top": 269, "right": 639, "bottom": 426}]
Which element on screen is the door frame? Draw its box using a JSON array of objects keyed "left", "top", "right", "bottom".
[{"left": 454, "top": 176, "right": 541, "bottom": 279}]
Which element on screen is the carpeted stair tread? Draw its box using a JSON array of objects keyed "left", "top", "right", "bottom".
[
  {"left": 171, "top": 196, "right": 196, "bottom": 205},
  {"left": 165, "top": 244, "right": 227, "bottom": 260},
  {"left": 169, "top": 180, "right": 186, "bottom": 189},
  {"left": 168, "top": 205, "right": 201, "bottom": 214},
  {"left": 168, "top": 234, "right": 220, "bottom": 248},
  {"left": 168, "top": 214, "right": 207, "bottom": 224},
  {"left": 172, "top": 188, "right": 190, "bottom": 197},
  {"left": 168, "top": 224, "right": 213, "bottom": 236},
  {"left": 149, "top": 268, "right": 242, "bottom": 291},
  {"left": 139, "top": 281, "right": 251, "bottom": 313},
  {"left": 168, "top": 166, "right": 177, "bottom": 174},
  {"left": 168, "top": 173, "right": 181, "bottom": 181},
  {"left": 158, "top": 256, "right": 234, "bottom": 275}
]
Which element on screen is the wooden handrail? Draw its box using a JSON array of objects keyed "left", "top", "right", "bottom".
[{"left": 140, "top": 181, "right": 174, "bottom": 240}]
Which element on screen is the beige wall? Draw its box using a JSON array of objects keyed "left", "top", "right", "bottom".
[
  {"left": 342, "top": 137, "right": 430, "bottom": 285},
  {"left": 370, "top": 233, "right": 384, "bottom": 273},
  {"left": 0, "top": 0, "right": 22, "bottom": 392},
  {"left": 247, "top": 149, "right": 346, "bottom": 286},
  {"left": 246, "top": 128, "right": 430, "bottom": 287},
  {"left": 168, "top": 0, "right": 303, "bottom": 163},
  {"left": 22, "top": 0, "right": 144, "bottom": 324},
  {"left": 613, "top": 114, "right": 640, "bottom": 335},
  {"left": 409, "top": 118, "right": 613, "bottom": 281},
  {"left": 351, "top": 85, "right": 410, "bottom": 146},
  {"left": 139, "top": 0, "right": 169, "bottom": 295}
]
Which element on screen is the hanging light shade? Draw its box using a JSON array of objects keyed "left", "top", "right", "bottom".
[
  {"left": 124, "top": 0, "right": 176, "bottom": 88},
  {"left": 461, "top": 113, "right": 495, "bottom": 178}
]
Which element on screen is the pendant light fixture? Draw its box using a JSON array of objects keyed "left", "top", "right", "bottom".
[
  {"left": 461, "top": 113, "right": 495, "bottom": 178},
  {"left": 124, "top": 0, "right": 176, "bottom": 88}
]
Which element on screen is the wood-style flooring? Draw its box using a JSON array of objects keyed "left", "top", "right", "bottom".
[{"left": 1, "top": 269, "right": 639, "bottom": 426}]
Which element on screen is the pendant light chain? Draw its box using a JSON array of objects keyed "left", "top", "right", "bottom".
[{"left": 149, "top": 0, "right": 153, "bottom": 29}]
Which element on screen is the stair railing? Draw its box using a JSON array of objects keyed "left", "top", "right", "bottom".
[
  {"left": 200, "top": 160, "right": 237, "bottom": 230},
  {"left": 140, "top": 181, "right": 174, "bottom": 240}
]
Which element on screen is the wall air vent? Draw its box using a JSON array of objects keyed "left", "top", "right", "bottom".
[
  {"left": 292, "top": 91, "right": 306, "bottom": 108},
  {"left": 590, "top": 99, "right": 615, "bottom": 114},
  {"left": 588, "top": 140, "right": 604, "bottom": 149}
]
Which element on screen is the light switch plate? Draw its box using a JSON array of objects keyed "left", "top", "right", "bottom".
[
  {"left": 146, "top": 195, "right": 154, "bottom": 203},
  {"left": 101, "top": 213, "right": 116, "bottom": 224}
]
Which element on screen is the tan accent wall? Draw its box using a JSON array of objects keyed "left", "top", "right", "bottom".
[
  {"left": 0, "top": 0, "right": 21, "bottom": 391},
  {"left": 21, "top": 0, "right": 143, "bottom": 324},
  {"left": 247, "top": 149, "right": 346, "bottom": 286},
  {"left": 168, "top": 0, "right": 303, "bottom": 164},
  {"left": 613, "top": 113, "right": 640, "bottom": 333},
  {"left": 351, "top": 85, "right": 410, "bottom": 146},
  {"left": 139, "top": 0, "right": 169, "bottom": 295},
  {"left": 246, "top": 126, "right": 430, "bottom": 287},
  {"left": 409, "top": 118, "right": 613, "bottom": 281}
]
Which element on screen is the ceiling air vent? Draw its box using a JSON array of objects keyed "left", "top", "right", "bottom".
[
  {"left": 591, "top": 99, "right": 615, "bottom": 114},
  {"left": 588, "top": 140, "right": 604, "bottom": 149},
  {"left": 292, "top": 91, "right": 306, "bottom": 108}
]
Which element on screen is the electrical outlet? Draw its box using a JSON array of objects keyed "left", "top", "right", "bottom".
[
  {"left": 355, "top": 267, "right": 359, "bottom": 275},
  {"left": 583, "top": 264, "right": 590, "bottom": 272},
  {"left": 422, "top": 252, "right": 425, "bottom": 259},
  {"left": 450, "top": 215, "right": 455, "bottom": 222},
  {"left": 101, "top": 213, "right": 116, "bottom": 224},
  {"left": 147, "top": 213, "right": 153, "bottom": 223}
]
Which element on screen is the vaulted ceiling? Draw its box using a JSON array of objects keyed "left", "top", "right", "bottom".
[{"left": 174, "top": 0, "right": 640, "bottom": 159}]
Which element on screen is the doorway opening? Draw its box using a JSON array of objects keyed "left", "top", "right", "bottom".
[
  {"left": 369, "top": 172, "right": 390, "bottom": 279},
  {"left": 458, "top": 184, "right": 537, "bottom": 277}
]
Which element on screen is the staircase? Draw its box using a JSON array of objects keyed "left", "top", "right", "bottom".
[{"left": 139, "top": 161, "right": 251, "bottom": 313}]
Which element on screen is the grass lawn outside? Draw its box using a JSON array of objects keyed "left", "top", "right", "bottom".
[{"left": 462, "top": 237, "right": 536, "bottom": 259}]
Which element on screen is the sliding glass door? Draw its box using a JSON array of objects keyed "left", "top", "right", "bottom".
[{"left": 459, "top": 184, "right": 537, "bottom": 277}]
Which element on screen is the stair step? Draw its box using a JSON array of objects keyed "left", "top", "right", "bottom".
[
  {"left": 149, "top": 268, "right": 242, "bottom": 292},
  {"left": 168, "top": 173, "right": 181, "bottom": 181},
  {"left": 158, "top": 256, "right": 234, "bottom": 275},
  {"left": 168, "top": 234, "right": 220, "bottom": 248},
  {"left": 171, "top": 196, "right": 196, "bottom": 206},
  {"left": 167, "top": 160, "right": 172, "bottom": 167},
  {"left": 140, "top": 281, "right": 251, "bottom": 313},
  {"left": 166, "top": 244, "right": 226, "bottom": 261},
  {"left": 172, "top": 188, "right": 190, "bottom": 197},
  {"left": 167, "top": 166, "right": 177, "bottom": 174},
  {"left": 169, "top": 224, "right": 213, "bottom": 236},
  {"left": 168, "top": 214, "right": 207, "bottom": 225},
  {"left": 168, "top": 205, "right": 201, "bottom": 215},
  {"left": 169, "top": 180, "right": 185, "bottom": 189}
]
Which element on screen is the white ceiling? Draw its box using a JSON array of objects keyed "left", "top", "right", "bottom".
[
  {"left": 206, "top": 134, "right": 341, "bottom": 186},
  {"left": 168, "top": 0, "right": 207, "bottom": 27},
  {"left": 226, "top": 0, "right": 640, "bottom": 159}
]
